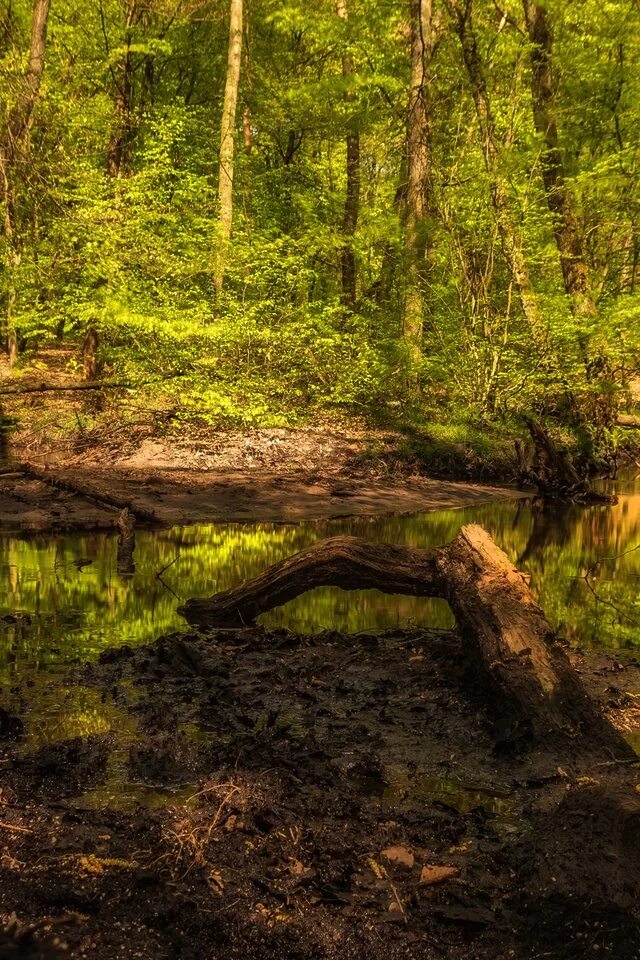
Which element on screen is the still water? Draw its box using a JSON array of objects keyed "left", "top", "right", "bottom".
[{"left": 1, "top": 472, "right": 640, "bottom": 762}]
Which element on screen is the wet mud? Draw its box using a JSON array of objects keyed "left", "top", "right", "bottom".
[
  {"left": 0, "top": 466, "right": 523, "bottom": 533},
  {"left": 2, "top": 625, "right": 640, "bottom": 959}
]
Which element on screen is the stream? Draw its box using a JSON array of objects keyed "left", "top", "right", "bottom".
[{"left": 1, "top": 471, "right": 640, "bottom": 806}]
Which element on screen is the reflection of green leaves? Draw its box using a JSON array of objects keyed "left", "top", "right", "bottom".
[{"left": 2, "top": 486, "right": 640, "bottom": 741}]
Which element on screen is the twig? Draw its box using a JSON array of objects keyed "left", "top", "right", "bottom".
[
  {"left": 583, "top": 544, "right": 640, "bottom": 627},
  {"left": 0, "top": 821, "right": 33, "bottom": 834},
  {"left": 156, "top": 555, "right": 180, "bottom": 578},
  {"left": 157, "top": 575, "right": 181, "bottom": 601},
  {"left": 389, "top": 883, "right": 407, "bottom": 924},
  {"left": 595, "top": 758, "right": 640, "bottom": 768}
]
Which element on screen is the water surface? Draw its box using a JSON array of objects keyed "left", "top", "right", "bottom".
[{"left": 2, "top": 471, "right": 640, "bottom": 795}]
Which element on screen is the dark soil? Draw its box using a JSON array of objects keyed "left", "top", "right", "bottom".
[{"left": 2, "top": 626, "right": 640, "bottom": 959}]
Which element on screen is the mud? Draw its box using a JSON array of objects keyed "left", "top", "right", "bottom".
[
  {"left": 0, "top": 466, "right": 524, "bottom": 533},
  {"left": 2, "top": 625, "right": 640, "bottom": 959}
]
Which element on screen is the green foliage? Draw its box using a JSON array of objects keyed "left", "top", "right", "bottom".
[{"left": 1, "top": 0, "right": 639, "bottom": 433}]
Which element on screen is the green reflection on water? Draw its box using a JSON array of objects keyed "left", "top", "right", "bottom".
[{"left": 2, "top": 472, "right": 640, "bottom": 763}]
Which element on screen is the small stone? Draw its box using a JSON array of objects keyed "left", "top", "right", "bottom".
[
  {"left": 419, "top": 864, "right": 460, "bottom": 886},
  {"left": 381, "top": 845, "right": 414, "bottom": 869}
]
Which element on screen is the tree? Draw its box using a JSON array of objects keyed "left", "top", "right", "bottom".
[
  {"left": 522, "top": 0, "right": 594, "bottom": 321},
  {"left": 337, "top": 0, "right": 360, "bottom": 306},
  {"left": 403, "top": 0, "right": 433, "bottom": 378},
  {"left": 0, "top": 0, "right": 51, "bottom": 362},
  {"left": 215, "top": 0, "right": 243, "bottom": 298},
  {"left": 104, "top": 1, "right": 138, "bottom": 179},
  {"left": 447, "top": 0, "right": 549, "bottom": 358}
]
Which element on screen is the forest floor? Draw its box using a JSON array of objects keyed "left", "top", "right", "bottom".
[
  {"left": 1, "top": 383, "right": 525, "bottom": 532},
  {"left": 2, "top": 626, "right": 640, "bottom": 959},
  {"left": 4, "top": 344, "right": 640, "bottom": 533},
  {"left": 0, "top": 459, "right": 524, "bottom": 533}
]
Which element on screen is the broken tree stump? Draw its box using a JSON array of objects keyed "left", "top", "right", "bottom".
[
  {"left": 180, "top": 524, "right": 633, "bottom": 760},
  {"left": 517, "top": 418, "right": 615, "bottom": 504}
]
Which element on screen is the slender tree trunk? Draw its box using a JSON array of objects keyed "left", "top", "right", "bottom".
[
  {"left": 522, "top": 1, "right": 594, "bottom": 320},
  {"left": 242, "top": 103, "right": 253, "bottom": 154},
  {"left": 337, "top": 0, "right": 360, "bottom": 306},
  {"left": 449, "top": 0, "right": 549, "bottom": 356},
  {"left": 106, "top": 4, "right": 137, "bottom": 179},
  {"left": 403, "top": 0, "right": 433, "bottom": 376},
  {"left": 0, "top": 0, "right": 51, "bottom": 362},
  {"left": 214, "top": 0, "right": 243, "bottom": 298},
  {"left": 522, "top": 2, "right": 619, "bottom": 430}
]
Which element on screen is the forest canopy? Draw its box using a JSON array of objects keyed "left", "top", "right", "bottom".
[{"left": 1, "top": 0, "right": 639, "bottom": 449}]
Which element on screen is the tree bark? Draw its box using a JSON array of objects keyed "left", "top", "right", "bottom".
[
  {"left": 0, "top": 0, "right": 51, "bottom": 361},
  {"left": 106, "top": 2, "right": 137, "bottom": 179},
  {"left": 403, "top": 0, "right": 433, "bottom": 376},
  {"left": 337, "top": 0, "right": 360, "bottom": 307},
  {"left": 448, "top": 0, "right": 549, "bottom": 357},
  {"left": 522, "top": 1, "right": 594, "bottom": 320},
  {"left": 522, "top": 1, "right": 618, "bottom": 433},
  {"left": 180, "top": 524, "right": 633, "bottom": 760},
  {"left": 214, "top": 0, "right": 243, "bottom": 298}
]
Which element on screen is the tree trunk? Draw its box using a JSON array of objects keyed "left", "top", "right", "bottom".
[
  {"left": 522, "top": 1, "right": 618, "bottom": 433},
  {"left": 337, "top": 0, "right": 360, "bottom": 307},
  {"left": 0, "top": 0, "right": 51, "bottom": 361},
  {"left": 214, "top": 0, "right": 243, "bottom": 298},
  {"left": 180, "top": 524, "right": 632, "bottom": 761},
  {"left": 522, "top": 1, "right": 594, "bottom": 321},
  {"left": 82, "top": 328, "right": 100, "bottom": 381},
  {"left": 449, "top": 0, "right": 549, "bottom": 357},
  {"left": 106, "top": 4, "right": 137, "bottom": 179},
  {"left": 403, "top": 0, "right": 433, "bottom": 377},
  {"left": 517, "top": 418, "right": 616, "bottom": 503}
]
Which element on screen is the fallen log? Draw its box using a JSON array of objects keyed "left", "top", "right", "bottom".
[
  {"left": 0, "top": 372, "right": 183, "bottom": 396},
  {"left": 180, "top": 524, "right": 633, "bottom": 760},
  {"left": 15, "top": 463, "right": 158, "bottom": 524},
  {"left": 0, "top": 379, "right": 138, "bottom": 396}
]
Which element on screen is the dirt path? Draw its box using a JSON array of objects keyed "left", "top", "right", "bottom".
[{"left": 0, "top": 465, "right": 525, "bottom": 533}]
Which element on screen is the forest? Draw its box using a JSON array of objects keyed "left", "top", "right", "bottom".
[
  {"left": 0, "top": 0, "right": 638, "bottom": 451},
  {"left": 2, "top": 2, "right": 640, "bottom": 959}
]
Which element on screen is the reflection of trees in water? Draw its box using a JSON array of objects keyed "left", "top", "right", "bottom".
[
  {"left": 517, "top": 501, "right": 580, "bottom": 567},
  {"left": 2, "top": 485, "right": 640, "bottom": 695}
]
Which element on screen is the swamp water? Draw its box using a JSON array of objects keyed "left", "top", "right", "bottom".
[{"left": 2, "top": 471, "right": 640, "bottom": 807}]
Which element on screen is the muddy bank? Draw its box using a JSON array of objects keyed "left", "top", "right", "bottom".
[
  {"left": 2, "top": 625, "right": 640, "bottom": 958},
  {"left": 0, "top": 465, "right": 525, "bottom": 533}
]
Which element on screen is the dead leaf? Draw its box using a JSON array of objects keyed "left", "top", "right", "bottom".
[
  {"left": 367, "top": 857, "right": 388, "bottom": 880},
  {"left": 77, "top": 855, "right": 139, "bottom": 875},
  {"left": 419, "top": 864, "right": 460, "bottom": 886},
  {"left": 381, "top": 845, "right": 414, "bottom": 869},
  {"left": 208, "top": 869, "right": 224, "bottom": 894},
  {"left": 289, "top": 859, "right": 314, "bottom": 880}
]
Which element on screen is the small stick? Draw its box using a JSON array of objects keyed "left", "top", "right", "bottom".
[
  {"left": 390, "top": 883, "right": 407, "bottom": 924},
  {"left": 0, "top": 821, "right": 33, "bottom": 834},
  {"left": 156, "top": 554, "right": 181, "bottom": 578}
]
